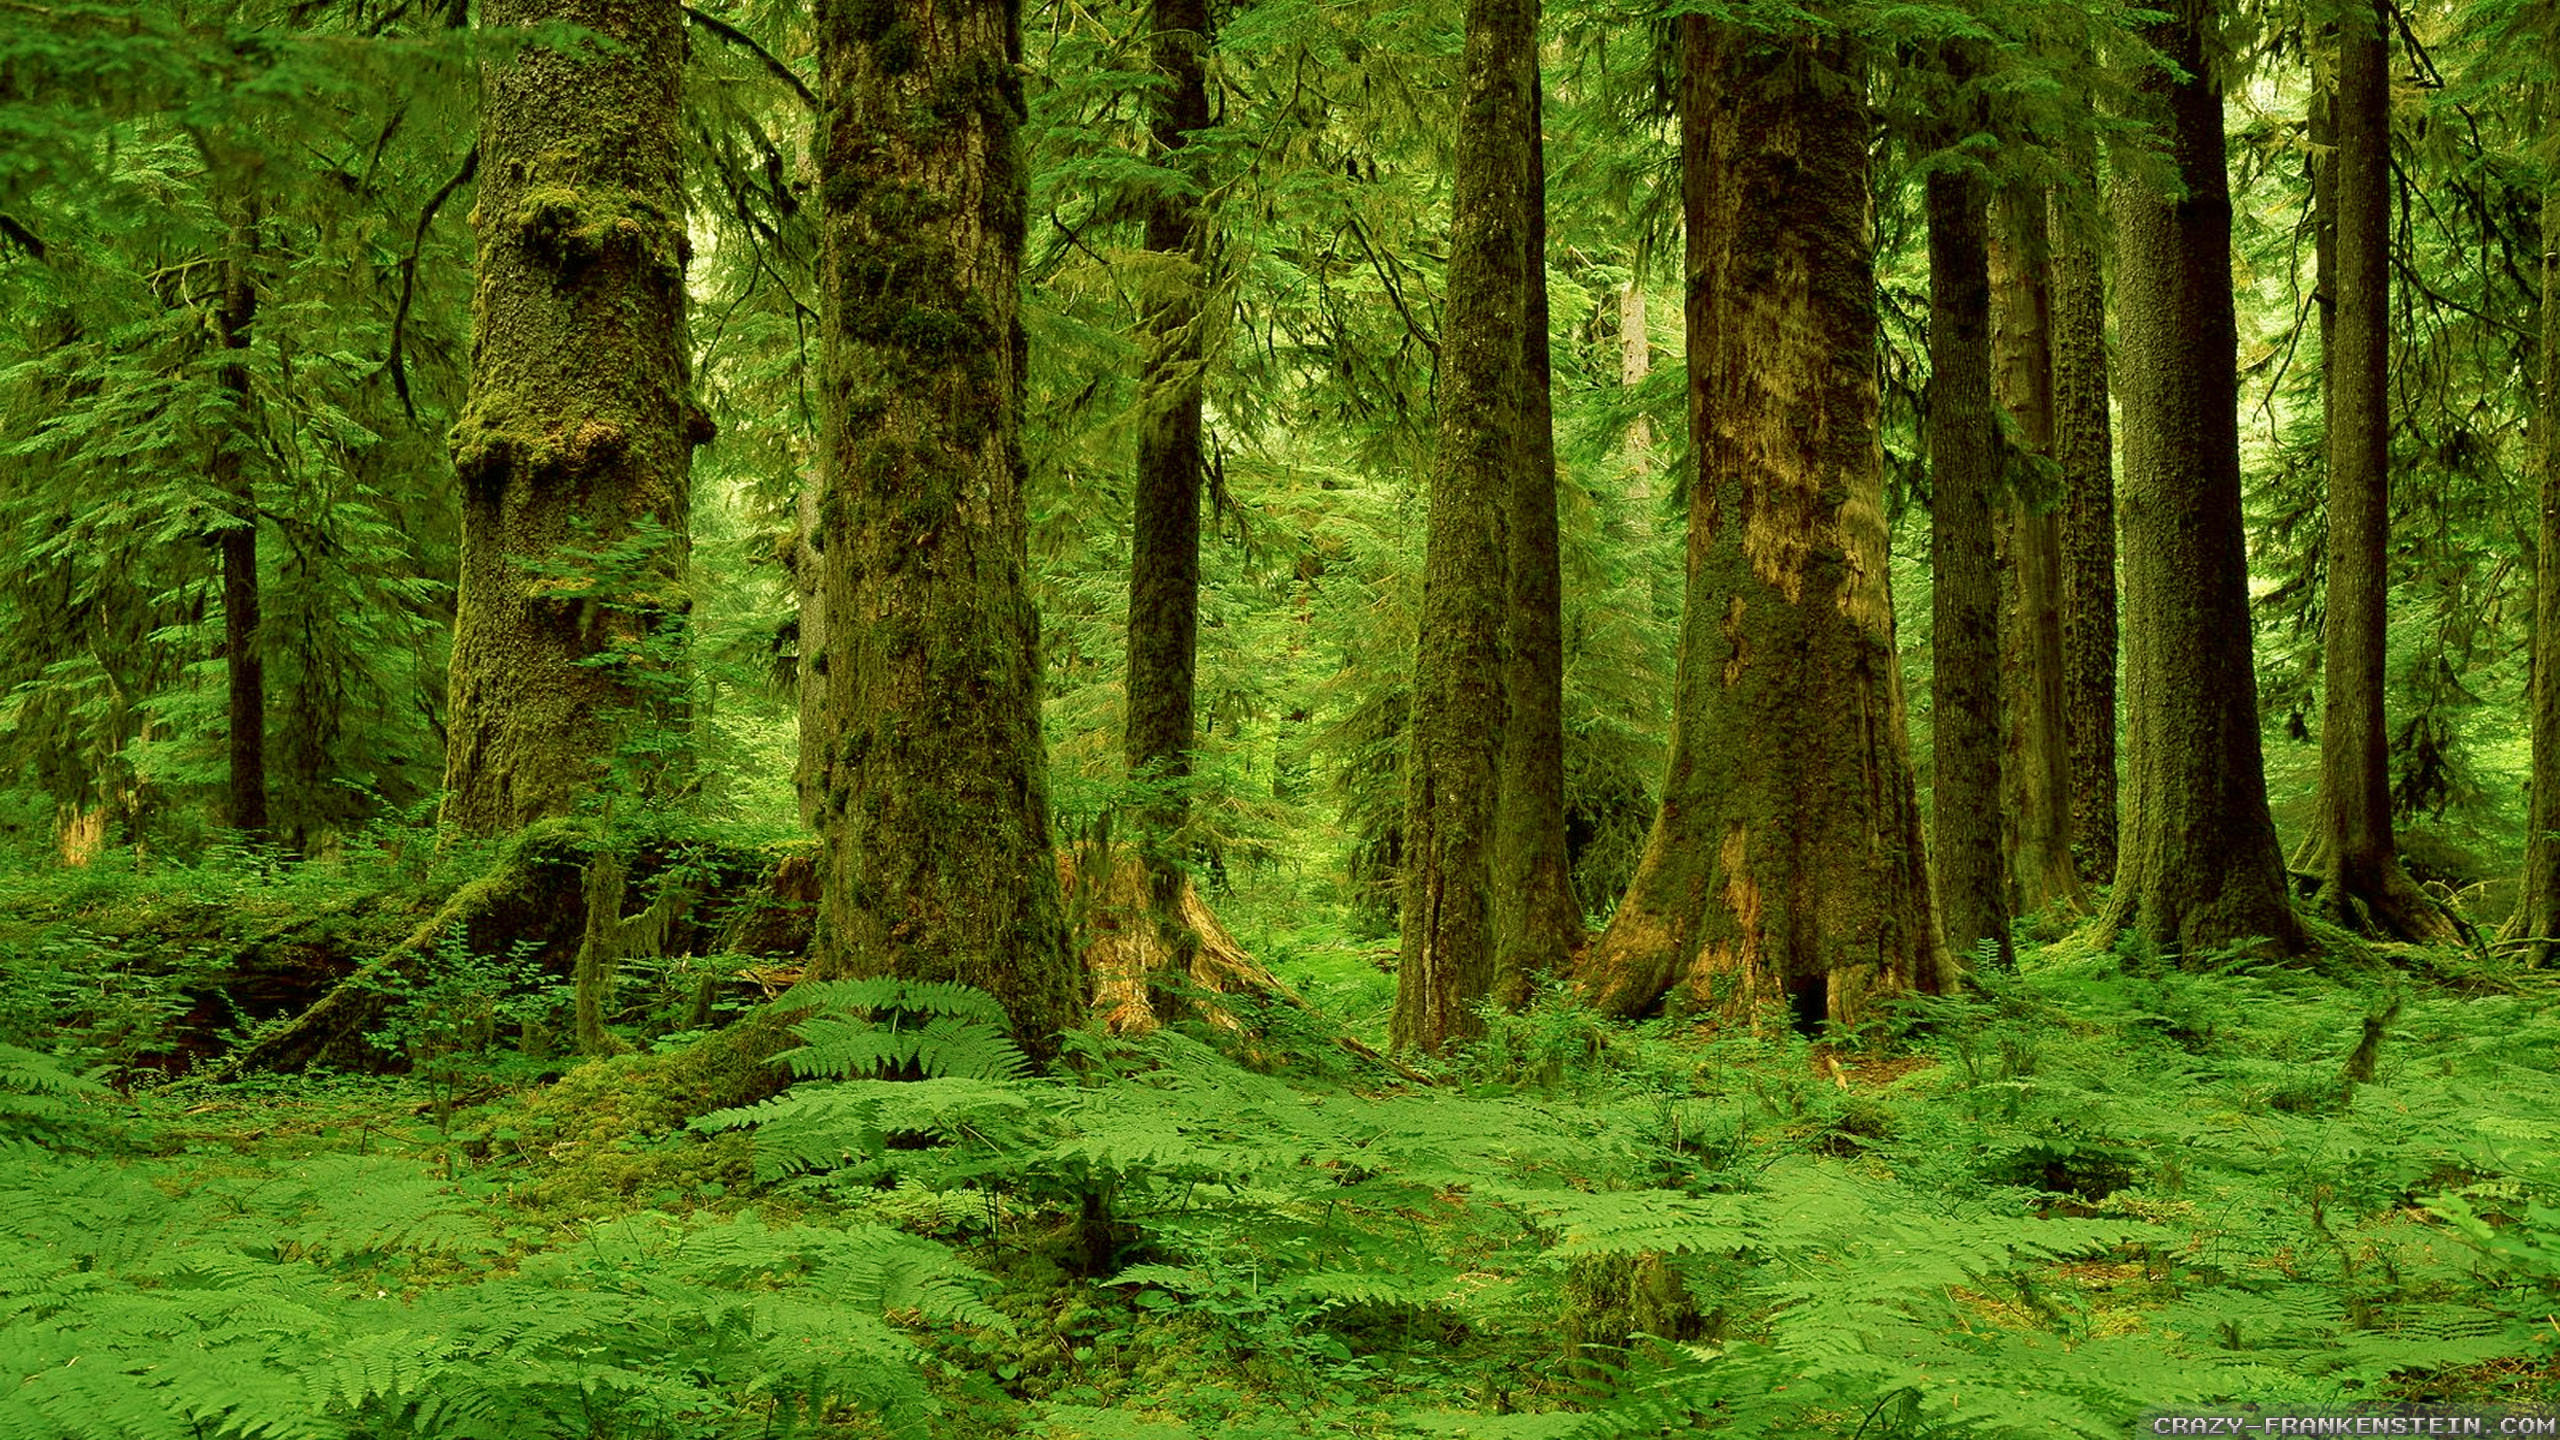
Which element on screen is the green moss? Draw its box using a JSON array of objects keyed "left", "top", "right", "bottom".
[{"left": 509, "top": 183, "right": 682, "bottom": 280}]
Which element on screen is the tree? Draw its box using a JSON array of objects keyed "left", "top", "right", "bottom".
[
  {"left": 211, "top": 198, "right": 267, "bottom": 840},
  {"left": 1493, "top": 57, "right": 1583, "bottom": 999},
  {"left": 811, "top": 0, "right": 1082, "bottom": 1055},
  {"left": 1990, "top": 184, "right": 2081, "bottom": 917},
  {"left": 1392, "top": 0, "right": 1531, "bottom": 1053},
  {"left": 1575, "top": 17, "right": 1945, "bottom": 1026},
  {"left": 1926, "top": 162, "right": 2011, "bottom": 969},
  {"left": 2513, "top": 188, "right": 2560, "bottom": 963},
  {"left": 2305, "top": 0, "right": 2453, "bottom": 940},
  {"left": 2050, "top": 138, "right": 2118, "bottom": 887},
  {"left": 2100, "top": 0, "right": 2308, "bottom": 957},
  {"left": 441, "top": 0, "right": 702, "bottom": 833}
]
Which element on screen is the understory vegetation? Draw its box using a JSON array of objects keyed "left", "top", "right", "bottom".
[{"left": 6, "top": 847, "right": 2557, "bottom": 1439}]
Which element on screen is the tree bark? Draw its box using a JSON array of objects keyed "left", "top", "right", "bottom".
[
  {"left": 789, "top": 474, "right": 825, "bottom": 830},
  {"left": 214, "top": 207, "right": 267, "bottom": 841},
  {"left": 1990, "top": 184, "right": 2082, "bottom": 918},
  {"left": 1493, "top": 55, "right": 1583, "bottom": 1001},
  {"left": 813, "top": 0, "right": 1082, "bottom": 1058},
  {"left": 1926, "top": 166, "right": 2010, "bottom": 970},
  {"left": 442, "top": 0, "right": 700, "bottom": 834},
  {"left": 2101, "top": 0, "right": 2309, "bottom": 958},
  {"left": 1573, "top": 19, "right": 1945, "bottom": 1026},
  {"left": 2309, "top": 1, "right": 2449, "bottom": 941},
  {"left": 2513, "top": 187, "right": 2560, "bottom": 963},
  {"left": 1394, "top": 0, "right": 1529, "bottom": 1053},
  {"left": 2049, "top": 155, "right": 2118, "bottom": 887}
]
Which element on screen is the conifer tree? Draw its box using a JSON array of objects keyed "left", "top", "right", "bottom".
[
  {"left": 2513, "top": 189, "right": 2560, "bottom": 963},
  {"left": 2050, "top": 135, "right": 2118, "bottom": 886},
  {"left": 1576, "top": 17, "right": 1945, "bottom": 1025},
  {"left": 441, "top": 0, "right": 702, "bottom": 833},
  {"left": 812, "top": 0, "right": 1082, "bottom": 1055},
  {"left": 1395, "top": 0, "right": 1531, "bottom": 1053},
  {"left": 2102, "top": 0, "right": 2308, "bottom": 957},
  {"left": 2306, "top": 0, "right": 2452, "bottom": 940}
]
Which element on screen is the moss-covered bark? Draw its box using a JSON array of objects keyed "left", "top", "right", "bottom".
[
  {"left": 812, "top": 0, "right": 1082, "bottom": 1060},
  {"left": 214, "top": 207, "right": 267, "bottom": 840},
  {"left": 2049, "top": 155, "right": 2118, "bottom": 888},
  {"left": 1926, "top": 165, "right": 2010, "bottom": 970},
  {"left": 1573, "top": 19, "right": 1945, "bottom": 1026},
  {"left": 2307, "top": 2, "right": 2452, "bottom": 942},
  {"left": 1990, "top": 185, "right": 2082, "bottom": 920},
  {"left": 2512, "top": 187, "right": 2560, "bottom": 963},
  {"left": 1393, "top": 0, "right": 1531, "bottom": 1054},
  {"left": 2101, "top": 0, "right": 2308, "bottom": 958},
  {"left": 442, "top": 0, "right": 702, "bottom": 834},
  {"left": 1494, "top": 58, "right": 1583, "bottom": 1000}
]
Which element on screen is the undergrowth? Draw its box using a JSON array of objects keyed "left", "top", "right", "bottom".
[{"left": 4, "top": 938, "right": 2557, "bottom": 1439}]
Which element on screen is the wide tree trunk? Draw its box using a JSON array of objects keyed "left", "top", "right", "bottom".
[
  {"left": 2049, "top": 154, "right": 2117, "bottom": 887},
  {"left": 1925, "top": 166, "right": 2010, "bottom": 970},
  {"left": 789, "top": 475, "right": 825, "bottom": 830},
  {"left": 214, "top": 208, "right": 267, "bottom": 841},
  {"left": 1990, "top": 184, "right": 2081, "bottom": 918},
  {"left": 1574, "top": 18, "right": 1945, "bottom": 1027},
  {"left": 442, "top": 0, "right": 699, "bottom": 834},
  {"left": 1494, "top": 57, "right": 1583, "bottom": 1000},
  {"left": 2101, "top": 0, "right": 2308, "bottom": 958},
  {"left": 2306, "top": 2, "right": 2450, "bottom": 941},
  {"left": 2508, "top": 189, "right": 2560, "bottom": 961},
  {"left": 812, "top": 0, "right": 1081, "bottom": 1058},
  {"left": 1393, "top": 0, "right": 1530, "bottom": 1054}
]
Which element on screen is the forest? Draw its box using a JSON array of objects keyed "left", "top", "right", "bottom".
[{"left": 1, "top": 0, "right": 2557, "bottom": 1433}]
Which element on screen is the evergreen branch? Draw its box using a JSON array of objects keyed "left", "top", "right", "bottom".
[{"left": 684, "top": 6, "right": 816, "bottom": 112}]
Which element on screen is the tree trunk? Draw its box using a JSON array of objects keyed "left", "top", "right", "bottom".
[
  {"left": 1393, "top": 0, "right": 1530, "bottom": 1054},
  {"left": 1573, "top": 19, "right": 1945, "bottom": 1027},
  {"left": 214, "top": 207, "right": 267, "bottom": 841},
  {"left": 1122, "top": 0, "right": 1214, "bottom": 1018},
  {"left": 813, "top": 0, "right": 1081, "bottom": 1059},
  {"left": 1990, "top": 184, "right": 2081, "bottom": 918},
  {"left": 2513, "top": 187, "right": 2560, "bottom": 963},
  {"left": 789, "top": 475, "right": 825, "bottom": 830},
  {"left": 1494, "top": 55, "right": 1583, "bottom": 1001},
  {"left": 1621, "top": 276, "right": 1653, "bottom": 494},
  {"left": 1925, "top": 166, "right": 2010, "bottom": 970},
  {"left": 2049, "top": 155, "right": 2117, "bottom": 888},
  {"left": 442, "top": 0, "right": 699, "bottom": 834},
  {"left": 2309, "top": 2, "right": 2449, "bottom": 941},
  {"left": 2101, "top": 0, "right": 2309, "bottom": 958}
]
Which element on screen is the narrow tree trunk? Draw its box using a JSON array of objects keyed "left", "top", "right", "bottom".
[
  {"left": 1394, "top": 0, "right": 1530, "bottom": 1053},
  {"left": 789, "top": 475, "right": 825, "bottom": 830},
  {"left": 1574, "top": 18, "right": 1945, "bottom": 1026},
  {"left": 2512, "top": 187, "right": 2560, "bottom": 963},
  {"left": 2310, "top": 2, "right": 2450, "bottom": 941},
  {"left": 1125, "top": 0, "right": 1211, "bottom": 841},
  {"left": 2049, "top": 155, "right": 2118, "bottom": 887},
  {"left": 2101, "top": 0, "right": 2309, "bottom": 958},
  {"left": 1493, "top": 55, "right": 1582, "bottom": 1001},
  {"left": 214, "top": 209, "right": 267, "bottom": 841},
  {"left": 1990, "top": 184, "right": 2081, "bottom": 918},
  {"left": 1926, "top": 166, "right": 2010, "bottom": 970},
  {"left": 1621, "top": 276, "right": 1652, "bottom": 493},
  {"left": 442, "top": 0, "right": 699, "bottom": 833},
  {"left": 813, "top": 0, "right": 1081, "bottom": 1057}
]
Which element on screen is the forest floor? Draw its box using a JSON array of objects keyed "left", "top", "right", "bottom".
[{"left": 5, "top": 845, "right": 2560, "bottom": 1439}]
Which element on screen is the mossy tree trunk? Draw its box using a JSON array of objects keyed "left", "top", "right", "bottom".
[
  {"left": 1990, "top": 184, "right": 2082, "bottom": 919},
  {"left": 1393, "top": 0, "right": 1530, "bottom": 1054},
  {"left": 1925, "top": 165, "right": 2010, "bottom": 970},
  {"left": 2101, "top": 0, "right": 2308, "bottom": 958},
  {"left": 1573, "top": 18, "right": 1945, "bottom": 1026},
  {"left": 789, "top": 475, "right": 826, "bottom": 831},
  {"left": 1494, "top": 59, "right": 1583, "bottom": 1000},
  {"left": 2049, "top": 149, "right": 2117, "bottom": 888},
  {"left": 442, "top": 0, "right": 701, "bottom": 834},
  {"left": 214, "top": 204, "right": 267, "bottom": 841},
  {"left": 2512, "top": 186, "right": 2560, "bottom": 964},
  {"left": 2307, "top": 2, "right": 2451, "bottom": 942},
  {"left": 1121, "top": 0, "right": 1215, "bottom": 1019},
  {"left": 812, "top": 0, "right": 1082, "bottom": 1059}
]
